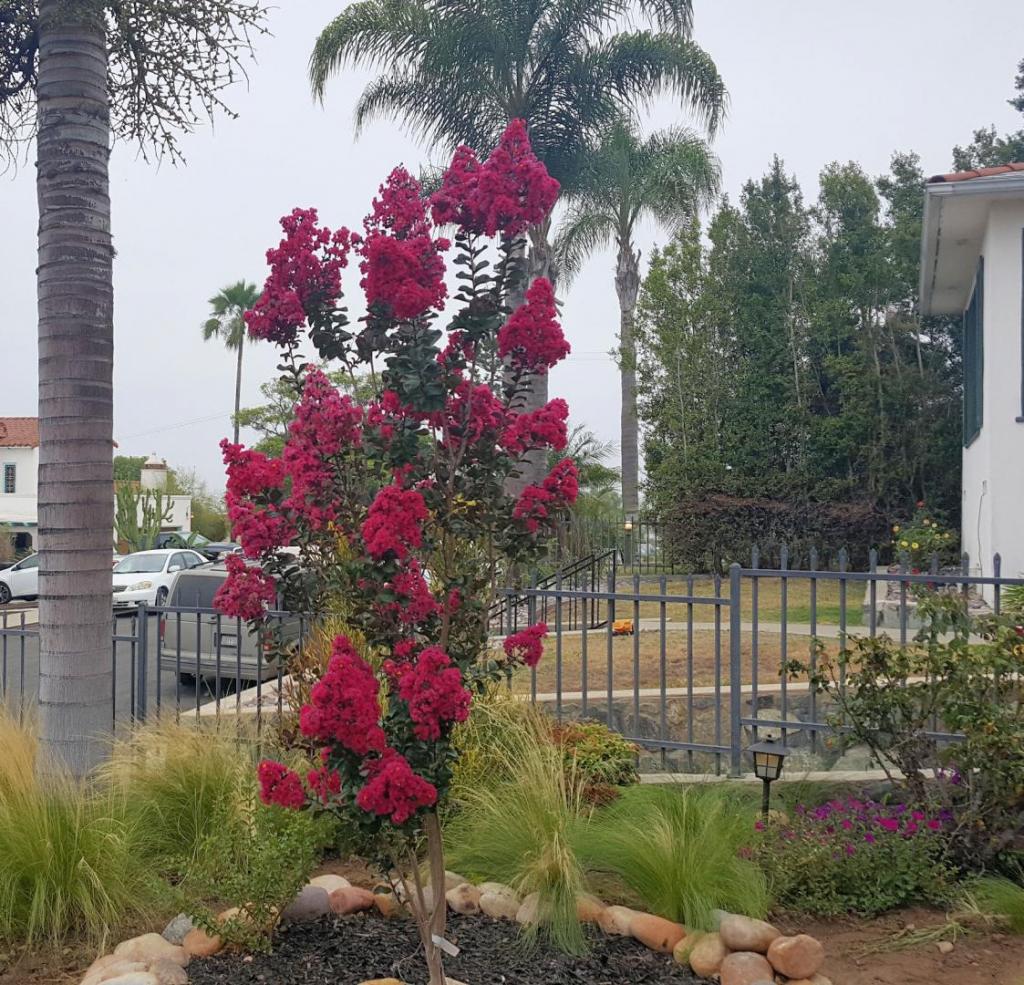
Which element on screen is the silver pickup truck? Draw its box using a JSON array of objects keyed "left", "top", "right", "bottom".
[{"left": 159, "top": 562, "right": 304, "bottom": 685}]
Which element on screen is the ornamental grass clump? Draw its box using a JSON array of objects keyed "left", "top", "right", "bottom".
[
  {"left": 756, "top": 796, "right": 955, "bottom": 917},
  {"left": 446, "top": 706, "right": 590, "bottom": 954},
  {"left": 576, "top": 784, "right": 768, "bottom": 930},
  {"left": 218, "top": 121, "right": 573, "bottom": 984},
  {"left": 0, "top": 712, "right": 158, "bottom": 945}
]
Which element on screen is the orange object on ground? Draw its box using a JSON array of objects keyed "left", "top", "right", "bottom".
[{"left": 612, "top": 619, "right": 634, "bottom": 636}]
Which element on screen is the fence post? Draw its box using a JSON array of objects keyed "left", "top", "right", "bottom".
[
  {"left": 136, "top": 602, "right": 148, "bottom": 723},
  {"left": 993, "top": 553, "right": 1002, "bottom": 614},
  {"left": 729, "top": 562, "right": 743, "bottom": 777}
]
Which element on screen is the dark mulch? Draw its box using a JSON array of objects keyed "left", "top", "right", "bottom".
[{"left": 187, "top": 911, "right": 708, "bottom": 985}]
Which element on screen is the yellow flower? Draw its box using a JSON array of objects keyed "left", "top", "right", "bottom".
[
  {"left": 892, "top": 524, "right": 901, "bottom": 533},
  {"left": 900, "top": 540, "right": 909, "bottom": 548},
  {"left": 911, "top": 542, "right": 919, "bottom": 550},
  {"left": 922, "top": 518, "right": 930, "bottom": 526},
  {"left": 944, "top": 532, "right": 951, "bottom": 539}
]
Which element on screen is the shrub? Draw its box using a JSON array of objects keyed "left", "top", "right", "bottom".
[
  {"left": 0, "top": 713, "right": 160, "bottom": 945},
  {"left": 550, "top": 721, "right": 638, "bottom": 802},
  {"left": 445, "top": 707, "right": 589, "bottom": 954},
  {"left": 756, "top": 796, "right": 955, "bottom": 917},
  {"left": 183, "top": 789, "right": 334, "bottom": 950},
  {"left": 575, "top": 785, "right": 769, "bottom": 930},
  {"left": 662, "top": 494, "right": 888, "bottom": 573},
  {"left": 793, "top": 592, "right": 1024, "bottom": 867},
  {"left": 888, "top": 501, "right": 959, "bottom": 568}
]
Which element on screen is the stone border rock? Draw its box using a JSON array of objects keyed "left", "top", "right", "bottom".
[{"left": 79, "top": 879, "right": 831, "bottom": 985}]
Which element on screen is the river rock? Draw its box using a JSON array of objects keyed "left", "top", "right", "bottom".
[
  {"left": 441, "top": 870, "right": 469, "bottom": 891},
  {"left": 373, "top": 892, "right": 405, "bottom": 918},
  {"left": 160, "top": 914, "right": 195, "bottom": 946},
  {"left": 446, "top": 882, "right": 482, "bottom": 915},
  {"left": 309, "top": 874, "right": 351, "bottom": 893},
  {"left": 102, "top": 975, "right": 159, "bottom": 985},
  {"left": 766, "top": 934, "right": 825, "bottom": 978},
  {"left": 575, "top": 893, "right": 605, "bottom": 923},
  {"left": 719, "top": 914, "right": 781, "bottom": 953},
  {"left": 630, "top": 913, "right": 688, "bottom": 953},
  {"left": 81, "top": 961, "right": 148, "bottom": 985},
  {"left": 182, "top": 927, "right": 223, "bottom": 959},
  {"left": 786, "top": 976, "right": 833, "bottom": 985},
  {"left": 719, "top": 951, "right": 775, "bottom": 985},
  {"left": 281, "top": 885, "right": 331, "bottom": 923},
  {"left": 147, "top": 961, "right": 189, "bottom": 985},
  {"left": 113, "top": 935, "right": 187, "bottom": 968},
  {"left": 598, "top": 905, "right": 636, "bottom": 937},
  {"left": 516, "top": 892, "right": 540, "bottom": 925},
  {"left": 687, "top": 932, "right": 728, "bottom": 976},
  {"left": 479, "top": 886, "right": 520, "bottom": 920},
  {"left": 329, "top": 886, "right": 376, "bottom": 915}
]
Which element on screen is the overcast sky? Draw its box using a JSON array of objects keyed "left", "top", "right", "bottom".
[{"left": 2, "top": 0, "right": 1023, "bottom": 493}]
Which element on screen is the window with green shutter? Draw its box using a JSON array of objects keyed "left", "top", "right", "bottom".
[{"left": 963, "top": 256, "right": 984, "bottom": 446}]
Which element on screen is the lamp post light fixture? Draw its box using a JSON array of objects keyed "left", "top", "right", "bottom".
[
  {"left": 622, "top": 516, "right": 635, "bottom": 568},
  {"left": 749, "top": 734, "right": 788, "bottom": 818}
]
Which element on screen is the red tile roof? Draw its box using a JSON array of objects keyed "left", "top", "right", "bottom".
[
  {"left": 927, "top": 162, "right": 1024, "bottom": 183},
  {"left": 0, "top": 418, "right": 39, "bottom": 448}
]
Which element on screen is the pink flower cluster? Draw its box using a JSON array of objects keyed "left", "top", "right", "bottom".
[
  {"left": 299, "top": 635, "right": 387, "bottom": 757},
  {"left": 435, "top": 380, "right": 506, "bottom": 448},
  {"left": 430, "top": 119, "right": 560, "bottom": 237},
  {"left": 497, "top": 278, "right": 570, "bottom": 374},
  {"left": 503, "top": 622, "right": 548, "bottom": 668},
  {"left": 356, "top": 749, "right": 438, "bottom": 824},
  {"left": 396, "top": 646, "right": 473, "bottom": 740},
  {"left": 306, "top": 764, "right": 343, "bottom": 805},
  {"left": 282, "top": 369, "right": 363, "bottom": 527},
  {"left": 258, "top": 760, "right": 306, "bottom": 810},
  {"left": 501, "top": 398, "right": 569, "bottom": 455},
  {"left": 361, "top": 484, "right": 429, "bottom": 560},
  {"left": 221, "top": 440, "right": 293, "bottom": 558},
  {"left": 360, "top": 168, "right": 449, "bottom": 320},
  {"left": 513, "top": 458, "right": 580, "bottom": 533},
  {"left": 213, "top": 553, "right": 278, "bottom": 620},
  {"left": 385, "top": 562, "right": 441, "bottom": 625},
  {"left": 245, "top": 208, "right": 357, "bottom": 345}
]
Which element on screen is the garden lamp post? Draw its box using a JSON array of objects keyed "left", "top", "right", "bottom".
[
  {"left": 749, "top": 734, "right": 788, "bottom": 818},
  {"left": 623, "top": 516, "right": 634, "bottom": 569}
]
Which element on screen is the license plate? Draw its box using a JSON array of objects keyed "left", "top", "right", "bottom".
[{"left": 218, "top": 633, "right": 238, "bottom": 649}]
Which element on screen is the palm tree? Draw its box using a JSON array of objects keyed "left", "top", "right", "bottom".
[
  {"left": 309, "top": 0, "right": 726, "bottom": 486},
  {"left": 34, "top": 0, "right": 115, "bottom": 776},
  {"left": 202, "top": 281, "right": 261, "bottom": 445},
  {"left": 554, "top": 119, "right": 720, "bottom": 514}
]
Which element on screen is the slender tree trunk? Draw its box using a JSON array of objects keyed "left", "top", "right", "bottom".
[
  {"left": 615, "top": 241, "right": 641, "bottom": 516},
  {"left": 233, "top": 337, "right": 244, "bottom": 444},
  {"left": 36, "top": 0, "right": 114, "bottom": 776}
]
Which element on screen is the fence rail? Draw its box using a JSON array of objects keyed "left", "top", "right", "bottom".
[{"left": 2, "top": 548, "right": 1022, "bottom": 775}]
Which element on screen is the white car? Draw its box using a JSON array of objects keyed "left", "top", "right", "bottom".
[
  {"left": 0, "top": 554, "right": 39, "bottom": 604},
  {"left": 113, "top": 549, "right": 208, "bottom": 609}
]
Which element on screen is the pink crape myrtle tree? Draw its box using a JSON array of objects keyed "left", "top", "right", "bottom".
[{"left": 214, "top": 121, "right": 577, "bottom": 983}]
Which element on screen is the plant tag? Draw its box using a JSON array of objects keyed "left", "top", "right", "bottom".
[{"left": 431, "top": 934, "right": 460, "bottom": 957}]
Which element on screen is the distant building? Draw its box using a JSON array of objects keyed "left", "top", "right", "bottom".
[
  {"left": 920, "top": 163, "right": 1024, "bottom": 588},
  {"left": 0, "top": 421, "right": 191, "bottom": 553}
]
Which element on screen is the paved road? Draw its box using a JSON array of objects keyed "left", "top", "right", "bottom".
[{"left": 0, "top": 611, "right": 258, "bottom": 727}]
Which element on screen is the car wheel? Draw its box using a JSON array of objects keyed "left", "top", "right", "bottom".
[
  {"left": 0, "top": 584, "right": 10, "bottom": 605},
  {"left": 155, "top": 587, "right": 169, "bottom": 607}
]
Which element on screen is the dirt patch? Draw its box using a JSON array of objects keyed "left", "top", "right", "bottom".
[
  {"left": 776, "top": 908, "right": 1024, "bottom": 985},
  {"left": 187, "top": 911, "right": 704, "bottom": 985}
]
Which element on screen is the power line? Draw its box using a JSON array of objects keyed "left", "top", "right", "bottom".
[{"left": 117, "top": 412, "right": 231, "bottom": 441}]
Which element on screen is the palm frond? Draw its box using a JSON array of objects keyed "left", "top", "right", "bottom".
[{"left": 552, "top": 204, "right": 616, "bottom": 285}]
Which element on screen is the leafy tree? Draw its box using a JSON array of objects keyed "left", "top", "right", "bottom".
[
  {"left": 235, "top": 371, "right": 375, "bottom": 457},
  {"left": 168, "top": 467, "right": 228, "bottom": 541},
  {"left": 554, "top": 119, "right": 719, "bottom": 514},
  {"left": 308, "top": 0, "right": 725, "bottom": 487},
  {"left": 113, "top": 455, "right": 146, "bottom": 483},
  {"left": 0, "top": 0, "right": 267, "bottom": 774},
  {"left": 202, "top": 280, "right": 261, "bottom": 445},
  {"left": 952, "top": 57, "right": 1024, "bottom": 170},
  {"left": 636, "top": 153, "right": 962, "bottom": 542}
]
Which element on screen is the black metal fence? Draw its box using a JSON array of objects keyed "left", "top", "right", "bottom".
[{"left": 2, "top": 548, "right": 1021, "bottom": 775}]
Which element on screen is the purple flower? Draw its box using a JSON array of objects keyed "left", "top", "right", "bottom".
[{"left": 864, "top": 832, "right": 876, "bottom": 843}]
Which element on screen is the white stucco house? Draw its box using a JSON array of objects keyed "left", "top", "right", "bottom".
[
  {"left": 0, "top": 421, "right": 191, "bottom": 553},
  {"left": 920, "top": 162, "right": 1024, "bottom": 586}
]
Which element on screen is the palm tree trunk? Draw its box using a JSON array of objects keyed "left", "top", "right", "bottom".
[
  {"left": 36, "top": 0, "right": 114, "bottom": 776},
  {"left": 615, "top": 242, "right": 642, "bottom": 516},
  {"left": 233, "top": 337, "right": 244, "bottom": 444}
]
